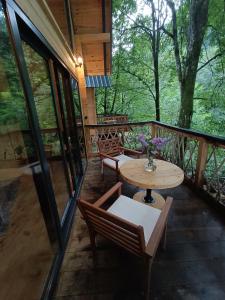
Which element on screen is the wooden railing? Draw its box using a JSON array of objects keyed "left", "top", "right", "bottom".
[
  {"left": 0, "top": 126, "right": 87, "bottom": 162},
  {"left": 85, "top": 121, "right": 225, "bottom": 205},
  {"left": 97, "top": 114, "right": 128, "bottom": 124},
  {"left": 85, "top": 121, "right": 152, "bottom": 154}
]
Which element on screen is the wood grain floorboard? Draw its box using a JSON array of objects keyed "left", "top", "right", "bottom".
[{"left": 54, "top": 158, "right": 225, "bottom": 300}]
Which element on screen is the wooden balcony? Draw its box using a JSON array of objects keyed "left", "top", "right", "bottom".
[
  {"left": 55, "top": 156, "right": 225, "bottom": 299},
  {"left": 55, "top": 121, "right": 225, "bottom": 299}
]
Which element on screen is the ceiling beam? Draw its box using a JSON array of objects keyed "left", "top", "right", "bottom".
[{"left": 76, "top": 33, "right": 110, "bottom": 44}]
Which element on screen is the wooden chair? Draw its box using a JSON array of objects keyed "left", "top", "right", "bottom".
[
  {"left": 97, "top": 137, "right": 141, "bottom": 177},
  {"left": 78, "top": 182, "right": 173, "bottom": 300}
]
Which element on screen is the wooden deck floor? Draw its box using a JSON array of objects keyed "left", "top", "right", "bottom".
[{"left": 55, "top": 158, "right": 225, "bottom": 300}]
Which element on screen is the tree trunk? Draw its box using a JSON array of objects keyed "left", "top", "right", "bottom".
[
  {"left": 153, "top": 51, "right": 160, "bottom": 121},
  {"left": 166, "top": 0, "right": 209, "bottom": 128},
  {"left": 178, "top": 0, "right": 209, "bottom": 128},
  {"left": 110, "top": 63, "right": 120, "bottom": 114},
  {"left": 178, "top": 79, "right": 196, "bottom": 128},
  {"left": 150, "top": 0, "right": 160, "bottom": 121}
]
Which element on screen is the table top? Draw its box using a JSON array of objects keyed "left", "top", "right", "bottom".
[{"left": 120, "top": 159, "right": 184, "bottom": 190}]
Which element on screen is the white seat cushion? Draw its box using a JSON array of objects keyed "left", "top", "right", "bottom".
[
  {"left": 107, "top": 195, "right": 161, "bottom": 245},
  {"left": 103, "top": 154, "right": 134, "bottom": 169}
]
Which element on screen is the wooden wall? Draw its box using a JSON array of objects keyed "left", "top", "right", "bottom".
[
  {"left": 46, "top": 0, "right": 71, "bottom": 47},
  {"left": 15, "top": 0, "right": 77, "bottom": 78},
  {"left": 71, "top": 0, "right": 111, "bottom": 75},
  {"left": 14, "top": 0, "right": 112, "bottom": 78}
]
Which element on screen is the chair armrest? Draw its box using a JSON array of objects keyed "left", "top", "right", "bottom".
[
  {"left": 99, "top": 152, "right": 119, "bottom": 161},
  {"left": 145, "top": 197, "right": 173, "bottom": 257},
  {"left": 93, "top": 182, "right": 123, "bottom": 208},
  {"left": 119, "top": 147, "right": 142, "bottom": 157}
]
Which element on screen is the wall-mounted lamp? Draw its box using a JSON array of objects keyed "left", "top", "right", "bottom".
[{"left": 74, "top": 55, "right": 83, "bottom": 68}]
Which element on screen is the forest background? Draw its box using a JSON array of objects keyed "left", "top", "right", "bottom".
[{"left": 96, "top": 0, "right": 225, "bottom": 137}]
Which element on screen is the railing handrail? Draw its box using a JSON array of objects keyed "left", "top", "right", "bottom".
[
  {"left": 97, "top": 113, "right": 128, "bottom": 117},
  {"left": 86, "top": 121, "right": 152, "bottom": 128},
  {"left": 85, "top": 120, "right": 225, "bottom": 146},
  {"left": 151, "top": 121, "right": 225, "bottom": 145}
]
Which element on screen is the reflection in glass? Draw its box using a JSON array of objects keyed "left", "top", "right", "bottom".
[
  {"left": 58, "top": 72, "right": 78, "bottom": 189},
  {"left": 22, "top": 41, "right": 71, "bottom": 219},
  {"left": 71, "top": 78, "right": 87, "bottom": 170},
  {"left": 0, "top": 5, "right": 53, "bottom": 299}
]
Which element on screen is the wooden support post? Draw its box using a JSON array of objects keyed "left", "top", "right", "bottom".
[
  {"left": 86, "top": 88, "right": 97, "bottom": 124},
  {"left": 195, "top": 138, "right": 208, "bottom": 186},
  {"left": 75, "top": 36, "right": 92, "bottom": 157},
  {"left": 86, "top": 89, "right": 98, "bottom": 157},
  {"left": 74, "top": 36, "right": 88, "bottom": 122},
  {"left": 151, "top": 123, "right": 157, "bottom": 138},
  {"left": 75, "top": 37, "right": 98, "bottom": 158}
]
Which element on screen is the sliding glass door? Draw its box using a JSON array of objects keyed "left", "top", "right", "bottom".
[
  {"left": 56, "top": 69, "right": 82, "bottom": 189},
  {"left": 1, "top": 0, "right": 87, "bottom": 298},
  {"left": 0, "top": 4, "right": 55, "bottom": 299},
  {"left": 22, "top": 41, "right": 72, "bottom": 220}
]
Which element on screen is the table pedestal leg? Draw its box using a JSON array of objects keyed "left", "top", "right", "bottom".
[
  {"left": 144, "top": 189, "right": 155, "bottom": 204},
  {"left": 133, "top": 191, "right": 165, "bottom": 210}
]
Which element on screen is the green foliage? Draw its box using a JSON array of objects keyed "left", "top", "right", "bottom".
[
  {"left": 22, "top": 41, "right": 57, "bottom": 129},
  {"left": 96, "top": 0, "right": 225, "bottom": 137},
  {"left": 0, "top": 0, "right": 224, "bottom": 137},
  {"left": 0, "top": 8, "right": 27, "bottom": 130}
]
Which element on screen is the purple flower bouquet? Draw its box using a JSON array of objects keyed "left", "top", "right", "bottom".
[{"left": 138, "top": 134, "right": 169, "bottom": 171}]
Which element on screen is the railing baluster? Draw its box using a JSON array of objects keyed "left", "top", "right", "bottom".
[
  {"left": 151, "top": 123, "right": 156, "bottom": 138},
  {"left": 195, "top": 139, "right": 208, "bottom": 186},
  {"left": 84, "top": 121, "right": 225, "bottom": 206}
]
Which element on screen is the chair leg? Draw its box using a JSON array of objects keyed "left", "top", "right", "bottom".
[
  {"left": 163, "top": 223, "right": 167, "bottom": 250},
  {"left": 101, "top": 161, "right": 104, "bottom": 179},
  {"left": 145, "top": 257, "right": 153, "bottom": 300}
]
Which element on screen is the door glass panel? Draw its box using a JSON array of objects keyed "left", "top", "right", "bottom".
[
  {"left": 0, "top": 5, "right": 54, "bottom": 299},
  {"left": 58, "top": 72, "right": 81, "bottom": 187},
  {"left": 22, "top": 41, "right": 71, "bottom": 219},
  {"left": 71, "top": 78, "right": 87, "bottom": 170},
  {"left": 57, "top": 72, "right": 76, "bottom": 189}
]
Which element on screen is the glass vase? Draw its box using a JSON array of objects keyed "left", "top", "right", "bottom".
[{"left": 144, "top": 149, "right": 157, "bottom": 172}]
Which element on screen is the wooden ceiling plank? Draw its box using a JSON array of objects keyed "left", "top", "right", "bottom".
[{"left": 77, "top": 33, "right": 110, "bottom": 43}]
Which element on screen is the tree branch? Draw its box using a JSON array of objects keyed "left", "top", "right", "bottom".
[
  {"left": 121, "top": 67, "right": 156, "bottom": 100},
  {"left": 161, "top": 26, "right": 174, "bottom": 38},
  {"left": 129, "top": 25, "right": 153, "bottom": 40},
  {"left": 197, "top": 52, "right": 225, "bottom": 72}
]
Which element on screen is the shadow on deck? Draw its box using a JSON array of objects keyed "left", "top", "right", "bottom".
[{"left": 55, "top": 158, "right": 225, "bottom": 300}]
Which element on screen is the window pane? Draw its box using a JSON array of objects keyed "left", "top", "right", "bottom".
[
  {"left": 71, "top": 78, "right": 87, "bottom": 170},
  {"left": 22, "top": 41, "right": 71, "bottom": 219},
  {"left": 58, "top": 72, "right": 81, "bottom": 187},
  {"left": 0, "top": 5, "right": 54, "bottom": 299}
]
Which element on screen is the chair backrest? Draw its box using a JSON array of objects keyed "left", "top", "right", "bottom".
[
  {"left": 79, "top": 199, "right": 146, "bottom": 256},
  {"left": 97, "top": 137, "right": 122, "bottom": 157}
]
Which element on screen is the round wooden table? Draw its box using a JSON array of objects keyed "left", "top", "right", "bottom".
[{"left": 120, "top": 159, "right": 184, "bottom": 209}]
